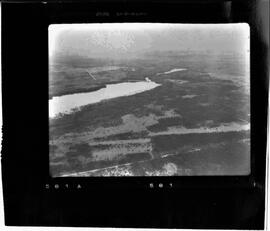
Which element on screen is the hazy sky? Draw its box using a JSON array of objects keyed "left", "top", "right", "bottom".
[{"left": 49, "top": 23, "right": 249, "bottom": 58}]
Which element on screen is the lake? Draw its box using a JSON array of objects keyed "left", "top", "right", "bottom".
[{"left": 49, "top": 79, "right": 161, "bottom": 118}]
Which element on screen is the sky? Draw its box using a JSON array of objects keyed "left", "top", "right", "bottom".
[{"left": 49, "top": 23, "right": 250, "bottom": 59}]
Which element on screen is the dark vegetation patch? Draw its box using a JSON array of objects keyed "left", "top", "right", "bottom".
[
  {"left": 160, "top": 141, "right": 250, "bottom": 175},
  {"left": 152, "top": 131, "right": 249, "bottom": 154},
  {"left": 148, "top": 117, "right": 182, "bottom": 132},
  {"left": 49, "top": 85, "right": 105, "bottom": 99},
  {"left": 68, "top": 143, "right": 93, "bottom": 157}
]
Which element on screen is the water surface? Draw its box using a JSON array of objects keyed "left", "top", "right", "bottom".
[
  {"left": 49, "top": 79, "right": 161, "bottom": 118},
  {"left": 157, "top": 68, "right": 187, "bottom": 75}
]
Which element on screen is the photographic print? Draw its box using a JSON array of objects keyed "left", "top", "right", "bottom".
[{"left": 49, "top": 23, "right": 250, "bottom": 177}]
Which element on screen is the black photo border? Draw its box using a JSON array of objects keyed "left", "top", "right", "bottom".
[{"left": 1, "top": 0, "right": 268, "bottom": 228}]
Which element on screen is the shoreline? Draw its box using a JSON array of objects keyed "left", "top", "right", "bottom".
[
  {"left": 49, "top": 79, "right": 143, "bottom": 100},
  {"left": 49, "top": 79, "right": 161, "bottom": 118}
]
